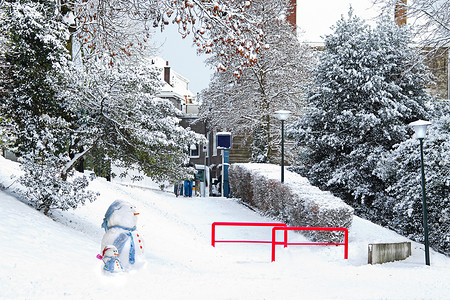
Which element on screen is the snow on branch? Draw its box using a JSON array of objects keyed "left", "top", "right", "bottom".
[{"left": 62, "top": 145, "right": 93, "bottom": 176}]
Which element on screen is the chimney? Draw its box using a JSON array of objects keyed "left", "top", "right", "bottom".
[
  {"left": 164, "top": 61, "right": 170, "bottom": 85},
  {"left": 395, "top": 0, "right": 407, "bottom": 26},
  {"left": 286, "top": 0, "right": 297, "bottom": 28}
]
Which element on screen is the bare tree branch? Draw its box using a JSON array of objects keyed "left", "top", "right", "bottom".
[{"left": 374, "top": 0, "right": 450, "bottom": 49}]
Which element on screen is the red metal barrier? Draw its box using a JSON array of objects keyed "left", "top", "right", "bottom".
[
  {"left": 212, "top": 222, "right": 288, "bottom": 247},
  {"left": 271, "top": 227, "right": 349, "bottom": 262}
]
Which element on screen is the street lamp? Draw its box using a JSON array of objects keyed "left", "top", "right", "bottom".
[
  {"left": 409, "top": 119, "right": 432, "bottom": 266},
  {"left": 274, "top": 110, "right": 292, "bottom": 183}
]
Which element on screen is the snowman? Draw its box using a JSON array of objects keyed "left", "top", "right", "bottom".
[
  {"left": 101, "top": 200, "right": 145, "bottom": 271},
  {"left": 97, "top": 245, "right": 124, "bottom": 273}
]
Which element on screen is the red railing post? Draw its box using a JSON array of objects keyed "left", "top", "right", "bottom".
[
  {"left": 284, "top": 229, "right": 288, "bottom": 248},
  {"left": 271, "top": 226, "right": 288, "bottom": 261},
  {"left": 344, "top": 228, "right": 348, "bottom": 259},
  {"left": 271, "top": 227, "right": 278, "bottom": 262},
  {"left": 212, "top": 222, "right": 216, "bottom": 247}
]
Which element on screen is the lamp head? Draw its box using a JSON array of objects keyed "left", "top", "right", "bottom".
[
  {"left": 274, "top": 110, "right": 292, "bottom": 121},
  {"left": 409, "top": 120, "right": 431, "bottom": 139}
]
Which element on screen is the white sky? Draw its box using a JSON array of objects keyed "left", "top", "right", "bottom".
[
  {"left": 152, "top": 25, "right": 213, "bottom": 96},
  {"left": 297, "top": 0, "right": 385, "bottom": 43},
  {"left": 151, "top": 0, "right": 385, "bottom": 94}
]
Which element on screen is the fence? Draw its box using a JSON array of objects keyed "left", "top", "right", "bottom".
[
  {"left": 271, "top": 227, "right": 349, "bottom": 262},
  {"left": 211, "top": 222, "right": 288, "bottom": 247}
]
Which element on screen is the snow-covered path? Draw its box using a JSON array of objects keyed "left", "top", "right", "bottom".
[{"left": 1, "top": 157, "right": 449, "bottom": 299}]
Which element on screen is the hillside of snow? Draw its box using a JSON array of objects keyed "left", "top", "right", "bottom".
[{"left": 0, "top": 156, "right": 449, "bottom": 299}]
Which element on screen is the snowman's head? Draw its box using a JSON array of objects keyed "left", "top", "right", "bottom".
[
  {"left": 102, "top": 245, "right": 119, "bottom": 262},
  {"left": 102, "top": 200, "right": 139, "bottom": 231}
]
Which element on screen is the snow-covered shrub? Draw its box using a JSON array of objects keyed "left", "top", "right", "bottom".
[
  {"left": 15, "top": 116, "right": 98, "bottom": 215},
  {"left": 228, "top": 164, "right": 253, "bottom": 204},
  {"left": 19, "top": 152, "right": 97, "bottom": 216},
  {"left": 229, "top": 163, "right": 353, "bottom": 243}
]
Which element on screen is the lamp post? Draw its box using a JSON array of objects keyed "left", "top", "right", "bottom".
[
  {"left": 409, "top": 119, "right": 432, "bottom": 266},
  {"left": 274, "top": 110, "right": 292, "bottom": 183}
]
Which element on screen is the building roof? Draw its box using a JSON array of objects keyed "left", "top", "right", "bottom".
[{"left": 150, "top": 56, "right": 195, "bottom": 101}]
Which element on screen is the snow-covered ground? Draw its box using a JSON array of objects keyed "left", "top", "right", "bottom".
[{"left": 0, "top": 156, "right": 449, "bottom": 300}]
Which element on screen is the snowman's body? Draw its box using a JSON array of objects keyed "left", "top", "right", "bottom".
[
  {"left": 101, "top": 245, "right": 123, "bottom": 273},
  {"left": 101, "top": 228, "right": 145, "bottom": 269},
  {"left": 101, "top": 200, "right": 145, "bottom": 271}
]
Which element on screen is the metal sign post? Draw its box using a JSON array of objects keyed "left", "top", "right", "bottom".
[
  {"left": 216, "top": 132, "right": 232, "bottom": 198},
  {"left": 203, "top": 144, "right": 207, "bottom": 197},
  {"left": 222, "top": 149, "right": 230, "bottom": 197}
]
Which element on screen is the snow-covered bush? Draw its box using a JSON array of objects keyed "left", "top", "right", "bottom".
[
  {"left": 19, "top": 153, "right": 97, "bottom": 216},
  {"left": 17, "top": 116, "right": 98, "bottom": 215},
  {"left": 229, "top": 164, "right": 353, "bottom": 243}
]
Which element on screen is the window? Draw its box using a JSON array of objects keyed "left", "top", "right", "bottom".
[{"left": 189, "top": 144, "right": 200, "bottom": 158}]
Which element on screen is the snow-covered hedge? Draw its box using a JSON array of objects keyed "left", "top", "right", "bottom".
[{"left": 229, "top": 163, "right": 354, "bottom": 243}]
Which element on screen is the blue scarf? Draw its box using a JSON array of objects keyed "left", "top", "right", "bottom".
[
  {"left": 113, "top": 231, "right": 136, "bottom": 265},
  {"left": 103, "top": 257, "right": 123, "bottom": 273}
]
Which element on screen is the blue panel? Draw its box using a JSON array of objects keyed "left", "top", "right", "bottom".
[{"left": 217, "top": 134, "right": 232, "bottom": 149}]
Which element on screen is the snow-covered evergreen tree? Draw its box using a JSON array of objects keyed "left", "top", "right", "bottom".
[
  {"left": 0, "top": 0, "right": 72, "bottom": 156},
  {"left": 0, "top": 0, "right": 98, "bottom": 214},
  {"left": 375, "top": 101, "right": 450, "bottom": 254},
  {"left": 288, "top": 10, "right": 430, "bottom": 214},
  {"left": 200, "top": 0, "right": 313, "bottom": 163}
]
